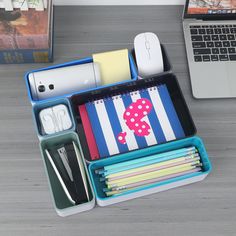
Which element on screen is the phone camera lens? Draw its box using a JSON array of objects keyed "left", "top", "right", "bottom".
[
  {"left": 49, "top": 84, "right": 54, "bottom": 90},
  {"left": 38, "top": 85, "right": 45, "bottom": 93}
]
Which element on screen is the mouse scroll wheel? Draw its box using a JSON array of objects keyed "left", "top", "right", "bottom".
[{"left": 145, "top": 41, "right": 150, "bottom": 49}]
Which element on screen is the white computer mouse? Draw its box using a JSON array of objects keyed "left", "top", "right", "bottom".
[{"left": 134, "top": 32, "right": 164, "bottom": 78}]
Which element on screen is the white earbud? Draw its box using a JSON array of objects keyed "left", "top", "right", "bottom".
[{"left": 39, "top": 104, "right": 72, "bottom": 135}]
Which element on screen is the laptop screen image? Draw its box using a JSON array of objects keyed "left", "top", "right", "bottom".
[
  {"left": 187, "top": 0, "right": 236, "bottom": 15},
  {"left": 184, "top": 0, "right": 236, "bottom": 19}
]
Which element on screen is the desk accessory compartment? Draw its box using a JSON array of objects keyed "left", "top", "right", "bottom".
[
  {"left": 131, "top": 44, "right": 172, "bottom": 79},
  {"left": 25, "top": 46, "right": 211, "bottom": 216},
  {"left": 89, "top": 136, "right": 211, "bottom": 206},
  {"left": 32, "top": 98, "right": 76, "bottom": 138},
  {"left": 72, "top": 73, "right": 196, "bottom": 162},
  {"left": 40, "top": 132, "right": 95, "bottom": 217},
  {"left": 25, "top": 52, "right": 138, "bottom": 104}
]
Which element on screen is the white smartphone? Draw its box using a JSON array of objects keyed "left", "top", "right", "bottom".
[{"left": 29, "top": 63, "right": 101, "bottom": 100}]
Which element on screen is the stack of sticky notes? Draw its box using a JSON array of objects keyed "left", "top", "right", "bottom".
[
  {"left": 95, "top": 146, "right": 203, "bottom": 197},
  {"left": 92, "top": 49, "right": 131, "bottom": 85}
]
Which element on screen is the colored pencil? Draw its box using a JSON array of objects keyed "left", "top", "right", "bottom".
[
  {"left": 105, "top": 167, "right": 202, "bottom": 196},
  {"left": 106, "top": 163, "right": 201, "bottom": 188},
  {"left": 96, "top": 146, "right": 197, "bottom": 175},
  {"left": 99, "top": 150, "right": 198, "bottom": 176},
  {"left": 101, "top": 155, "right": 200, "bottom": 182}
]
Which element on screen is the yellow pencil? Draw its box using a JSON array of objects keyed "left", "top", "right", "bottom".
[
  {"left": 104, "top": 155, "right": 200, "bottom": 181},
  {"left": 107, "top": 162, "right": 200, "bottom": 188}
]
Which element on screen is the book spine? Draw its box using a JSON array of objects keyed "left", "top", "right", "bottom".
[{"left": 0, "top": 47, "right": 53, "bottom": 64}]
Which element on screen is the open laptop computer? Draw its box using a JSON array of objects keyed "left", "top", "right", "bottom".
[{"left": 183, "top": 0, "right": 236, "bottom": 99}]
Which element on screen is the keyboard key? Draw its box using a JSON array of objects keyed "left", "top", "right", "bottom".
[
  {"left": 212, "top": 48, "right": 219, "bottom": 54},
  {"left": 198, "top": 29, "right": 206, "bottom": 34},
  {"left": 229, "top": 55, "right": 236, "bottom": 60},
  {"left": 203, "top": 55, "right": 210, "bottom": 61},
  {"left": 214, "top": 41, "right": 222, "bottom": 47},
  {"left": 220, "top": 48, "right": 227, "bottom": 54},
  {"left": 228, "top": 34, "right": 235, "bottom": 40},
  {"left": 211, "top": 55, "right": 219, "bottom": 61},
  {"left": 214, "top": 28, "right": 222, "bottom": 34},
  {"left": 231, "top": 41, "right": 236, "bottom": 47},
  {"left": 219, "top": 55, "right": 229, "bottom": 61},
  {"left": 206, "top": 41, "right": 214, "bottom": 47},
  {"left": 212, "top": 35, "right": 219, "bottom": 41},
  {"left": 192, "top": 42, "right": 206, "bottom": 48},
  {"left": 223, "top": 41, "right": 230, "bottom": 47},
  {"left": 191, "top": 35, "right": 203, "bottom": 41},
  {"left": 190, "top": 29, "right": 198, "bottom": 35},
  {"left": 230, "top": 28, "right": 236, "bottom": 33},
  {"left": 219, "top": 35, "right": 227, "bottom": 40},
  {"left": 203, "top": 35, "right": 211, "bottom": 41},
  {"left": 190, "top": 25, "right": 201, "bottom": 28},
  {"left": 193, "top": 48, "right": 211, "bottom": 55},
  {"left": 206, "top": 28, "right": 214, "bottom": 34},
  {"left": 222, "top": 28, "right": 230, "bottom": 34},
  {"left": 228, "top": 48, "right": 236, "bottom": 54},
  {"left": 194, "top": 56, "right": 202, "bottom": 62}
]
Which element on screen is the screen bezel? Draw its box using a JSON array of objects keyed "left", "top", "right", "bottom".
[{"left": 184, "top": 0, "right": 236, "bottom": 20}]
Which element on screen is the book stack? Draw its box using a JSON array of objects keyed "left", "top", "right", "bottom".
[{"left": 0, "top": 0, "right": 53, "bottom": 64}]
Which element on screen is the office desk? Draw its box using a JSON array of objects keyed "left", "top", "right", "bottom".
[{"left": 0, "top": 5, "right": 235, "bottom": 236}]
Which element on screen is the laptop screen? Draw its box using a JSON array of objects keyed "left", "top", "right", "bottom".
[{"left": 184, "top": 0, "right": 236, "bottom": 18}]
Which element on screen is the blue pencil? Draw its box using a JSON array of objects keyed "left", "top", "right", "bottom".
[
  {"left": 102, "top": 153, "right": 198, "bottom": 177},
  {"left": 97, "top": 147, "right": 197, "bottom": 176}
]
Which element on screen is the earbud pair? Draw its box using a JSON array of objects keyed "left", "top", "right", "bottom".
[{"left": 39, "top": 104, "right": 72, "bottom": 135}]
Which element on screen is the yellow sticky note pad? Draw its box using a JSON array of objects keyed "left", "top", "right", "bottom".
[{"left": 92, "top": 49, "right": 131, "bottom": 85}]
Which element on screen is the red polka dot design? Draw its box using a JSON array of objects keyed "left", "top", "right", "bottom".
[
  {"left": 117, "top": 98, "right": 153, "bottom": 145},
  {"left": 117, "top": 131, "right": 127, "bottom": 144}
]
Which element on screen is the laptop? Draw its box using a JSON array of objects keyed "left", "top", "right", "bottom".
[{"left": 183, "top": 0, "right": 236, "bottom": 99}]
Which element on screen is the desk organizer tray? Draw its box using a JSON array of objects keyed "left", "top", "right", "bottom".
[
  {"left": 71, "top": 73, "right": 212, "bottom": 207},
  {"left": 131, "top": 44, "right": 172, "bottom": 78},
  {"left": 71, "top": 73, "right": 196, "bottom": 162},
  {"left": 25, "top": 47, "right": 211, "bottom": 216},
  {"left": 25, "top": 53, "right": 138, "bottom": 104},
  {"left": 40, "top": 131, "right": 95, "bottom": 217}
]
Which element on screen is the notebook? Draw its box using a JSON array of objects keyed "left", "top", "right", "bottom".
[{"left": 79, "top": 84, "right": 185, "bottom": 159}]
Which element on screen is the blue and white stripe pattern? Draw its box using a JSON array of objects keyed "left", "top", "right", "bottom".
[{"left": 85, "top": 85, "right": 185, "bottom": 158}]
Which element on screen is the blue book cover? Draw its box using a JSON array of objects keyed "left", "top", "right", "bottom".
[
  {"left": 85, "top": 85, "right": 185, "bottom": 158},
  {"left": 0, "top": 48, "right": 53, "bottom": 64}
]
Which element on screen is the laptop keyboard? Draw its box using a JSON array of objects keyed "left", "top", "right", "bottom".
[{"left": 190, "top": 25, "right": 236, "bottom": 62}]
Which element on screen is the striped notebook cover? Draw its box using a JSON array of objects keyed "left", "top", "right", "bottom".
[{"left": 79, "top": 85, "right": 185, "bottom": 159}]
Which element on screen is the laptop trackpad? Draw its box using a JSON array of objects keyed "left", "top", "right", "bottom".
[
  {"left": 226, "top": 63, "right": 236, "bottom": 96},
  {"left": 191, "top": 62, "right": 228, "bottom": 98}
]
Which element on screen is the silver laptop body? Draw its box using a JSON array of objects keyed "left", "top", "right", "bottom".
[{"left": 183, "top": 0, "right": 236, "bottom": 99}]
